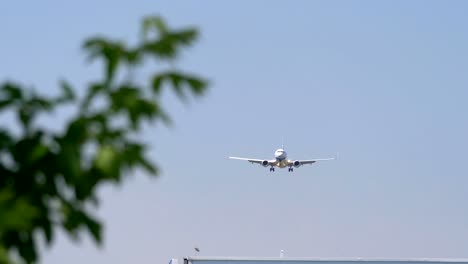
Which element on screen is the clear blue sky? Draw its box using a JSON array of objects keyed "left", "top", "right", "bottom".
[{"left": 1, "top": 0, "right": 468, "bottom": 263}]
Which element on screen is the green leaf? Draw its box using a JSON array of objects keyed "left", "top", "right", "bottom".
[
  {"left": 94, "top": 145, "right": 120, "bottom": 178},
  {"left": 185, "top": 76, "right": 208, "bottom": 95},
  {"left": 26, "top": 144, "right": 49, "bottom": 165},
  {"left": 82, "top": 214, "right": 102, "bottom": 245},
  {"left": 40, "top": 218, "right": 53, "bottom": 245},
  {"left": 109, "top": 85, "right": 161, "bottom": 129},
  {"left": 74, "top": 171, "right": 100, "bottom": 201},
  {"left": 157, "top": 108, "right": 172, "bottom": 125},
  {"left": 61, "top": 202, "right": 85, "bottom": 235},
  {"left": 83, "top": 38, "right": 108, "bottom": 61},
  {"left": 56, "top": 80, "right": 76, "bottom": 103},
  {"left": 83, "top": 38, "right": 124, "bottom": 83},
  {"left": 82, "top": 82, "right": 105, "bottom": 110},
  {"left": 16, "top": 234, "right": 37, "bottom": 264},
  {"left": 105, "top": 48, "right": 121, "bottom": 83},
  {"left": 31, "top": 97, "right": 53, "bottom": 111},
  {"left": 170, "top": 28, "right": 198, "bottom": 45},
  {"left": 16, "top": 95, "right": 54, "bottom": 132},
  {"left": 11, "top": 135, "right": 40, "bottom": 165},
  {"left": 124, "top": 49, "right": 141, "bottom": 65},
  {"left": 0, "top": 99, "right": 11, "bottom": 111},
  {"left": 64, "top": 118, "right": 88, "bottom": 144},
  {"left": 151, "top": 75, "right": 164, "bottom": 95},
  {"left": 58, "top": 142, "right": 82, "bottom": 182},
  {"left": 0, "top": 245, "right": 13, "bottom": 264},
  {"left": 61, "top": 80, "right": 75, "bottom": 98},
  {"left": 168, "top": 73, "right": 183, "bottom": 97},
  {"left": 0, "top": 82, "right": 23, "bottom": 101},
  {"left": 109, "top": 86, "right": 140, "bottom": 112},
  {"left": 138, "top": 155, "right": 158, "bottom": 175},
  {"left": 120, "top": 142, "right": 143, "bottom": 167},
  {"left": 0, "top": 129, "right": 13, "bottom": 150},
  {"left": 0, "top": 190, "right": 40, "bottom": 231},
  {"left": 142, "top": 16, "right": 169, "bottom": 40},
  {"left": 141, "top": 40, "right": 178, "bottom": 59},
  {"left": 151, "top": 71, "right": 208, "bottom": 99},
  {"left": 60, "top": 200, "right": 103, "bottom": 245}
]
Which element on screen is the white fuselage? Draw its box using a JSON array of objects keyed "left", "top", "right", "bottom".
[{"left": 274, "top": 148, "right": 289, "bottom": 168}]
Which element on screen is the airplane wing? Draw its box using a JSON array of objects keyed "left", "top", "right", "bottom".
[
  {"left": 228, "top": 157, "right": 273, "bottom": 165},
  {"left": 290, "top": 154, "right": 338, "bottom": 166},
  {"left": 292, "top": 158, "right": 335, "bottom": 165}
]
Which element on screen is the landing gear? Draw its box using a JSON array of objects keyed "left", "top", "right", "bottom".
[
  {"left": 269, "top": 167, "right": 275, "bottom": 172},
  {"left": 288, "top": 167, "right": 294, "bottom": 172}
]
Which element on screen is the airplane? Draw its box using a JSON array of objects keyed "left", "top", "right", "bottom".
[{"left": 229, "top": 145, "right": 337, "bottom": 172}]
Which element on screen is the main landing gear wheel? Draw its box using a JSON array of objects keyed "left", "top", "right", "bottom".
[
  {"left": 270, "top": 167, "right": 275, "bottom": 172},
  {"left": 288, "top": 168, "right": 293, "bottom": 172}
]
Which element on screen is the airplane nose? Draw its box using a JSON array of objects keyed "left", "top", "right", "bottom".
[{"left": 275, "top": 150, "right": 284, "bottom": 158}]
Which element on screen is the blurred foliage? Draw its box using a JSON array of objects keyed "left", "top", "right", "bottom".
[{"left": 0, "top": 16, "right": 208, "bottom": 264}]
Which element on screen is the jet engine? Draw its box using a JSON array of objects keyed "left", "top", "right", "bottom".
[
  {"left": 262, "top": 160, "right": 269, "bottom": 167},
  {"left": 293, "top": 160, "right": 301, "bottom": 168}
]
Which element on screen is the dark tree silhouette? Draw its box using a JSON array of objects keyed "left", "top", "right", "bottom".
[{"left": 0, "top": 16, "right": 208, "bottom": 264}]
